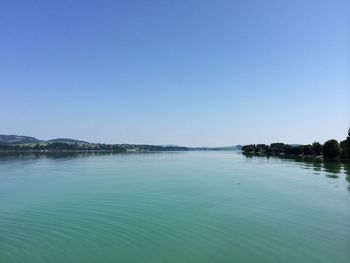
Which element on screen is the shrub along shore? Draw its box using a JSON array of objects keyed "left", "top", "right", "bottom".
[{"left": 242, "top": 129, "right": 350, "bottom": 161}]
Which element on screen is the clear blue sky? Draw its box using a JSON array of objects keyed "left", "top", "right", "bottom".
[{"left": 1, "top": 0, "right": 349, "bottom": 146}]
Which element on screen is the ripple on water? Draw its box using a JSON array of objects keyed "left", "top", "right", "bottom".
[{"left": 0, "top": 152, "right": 349, "bottom": 263}]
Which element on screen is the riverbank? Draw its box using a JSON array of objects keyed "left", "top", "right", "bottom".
[{"left": 241, "top": 130, "right": 350, "bottom": 161}]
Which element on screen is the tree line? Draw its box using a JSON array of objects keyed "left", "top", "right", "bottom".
[
  {"left": 242, "top": 128, "right": 350, "bottom": 159},
  {"left": 0, "top": 142, "right": 189, "bottom": 152}
]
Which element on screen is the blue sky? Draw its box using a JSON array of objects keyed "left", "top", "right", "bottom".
[{"left": 0, "top": 0, "right": 349, "bottom": 146}]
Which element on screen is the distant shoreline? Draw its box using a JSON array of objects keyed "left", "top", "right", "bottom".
[{"left": 0, "top": 142, "right": 239, "bottom": 153}]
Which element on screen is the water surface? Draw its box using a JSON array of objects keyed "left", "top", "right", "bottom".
[{"left": 0, "top": 151, "right": 349, "bottom": 262}]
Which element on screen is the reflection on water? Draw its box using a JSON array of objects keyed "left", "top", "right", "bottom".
[
  {"left": 0, "top": 151, "right": 122, "bottom": 160},
  {"left": 312, "top": 161, "right": 322, "bottom": 174},
  {"left": 1, "top": 152, "right": 350, "bottom": 190},
  {"left": 0, "top": 151, "right": 180, "bottom": 164},
  {"left": 323, "top": 162, "right": 342, "bottom": 178},
  {"left": 343, "top": 165, "right": 350, "bottom": 191},
  {"left": 242, "top": 153, "right": 350, "bottom": 191}
]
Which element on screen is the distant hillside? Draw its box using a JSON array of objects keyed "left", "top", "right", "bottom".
[
  {"left": 0, "top": 135, "right": 88, "bottom": 145},
  {"left": 0, "top": 135, "right": 42, "bottom": 144},
  {"left": 48, "top": 138, "right": 89, "bottom": 144},
  {"left": 0, "top": 134, "right": 243, "bottom": 153}
]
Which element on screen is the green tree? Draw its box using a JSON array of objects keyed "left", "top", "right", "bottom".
[
  {"left": 323, "top": 139, "right": 340, "bottom": 158},
  {"left": 312, "top": 142, "right": 323, "bottom": 155},
  {"left": 303, "top": 145, "right": 313, "bottom": 155},
  {"left": 242, "top": 144, "right": 256, "bottom": 153},
  {"left": 340, "top": 128, "right": 350, "bottom": 158},
  {"left": 270, "top": 143, "right": 284, "bottom": 153}
]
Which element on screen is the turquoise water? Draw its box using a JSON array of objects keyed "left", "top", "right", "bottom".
[{"left": 0, "top": 151, "right": 349, "bottom": 263}]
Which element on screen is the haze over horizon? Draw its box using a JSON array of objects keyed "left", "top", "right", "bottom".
[{"left": 1, "top": 0, "right": 349, "bottom": 147}]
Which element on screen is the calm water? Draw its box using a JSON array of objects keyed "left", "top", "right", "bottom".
[{"left": 0, "top": 151, "right": 349, "bottom": 263}]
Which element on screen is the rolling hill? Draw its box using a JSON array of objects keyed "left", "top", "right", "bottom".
[{"left": 0, "top": 135, "right": 89, "bottom": 145}]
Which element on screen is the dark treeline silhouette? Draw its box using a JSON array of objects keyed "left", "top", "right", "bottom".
[
  {"left": 0, "top": 142, "right": 189, "bottom": 153},
  {"left": 242, "top": 128, "right": 350, "bottom": 160}
]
